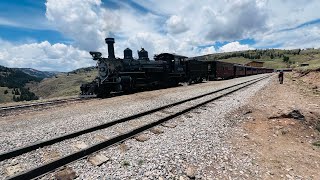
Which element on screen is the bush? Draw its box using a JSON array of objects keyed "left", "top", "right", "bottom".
[
  {"left": 4, "top": 90, "right": 8, "bottom": 94},
  {"left": 283, "top": 56, "right": 290, "bottom": 63}
]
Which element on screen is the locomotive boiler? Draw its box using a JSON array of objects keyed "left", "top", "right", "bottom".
[{"left": 81, "top": 38, "right": 187, "bottom": 97}]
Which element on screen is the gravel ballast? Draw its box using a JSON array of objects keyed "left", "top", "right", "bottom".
[
  {"left": 0, "top": 74, "right": 271, "bottom": 179},
  {"left": 62, "top": 76, "right": 272, "bottom": 179}
]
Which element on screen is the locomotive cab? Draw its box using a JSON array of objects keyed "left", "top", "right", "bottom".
[{"left": 154, "top": 53, "right": 187, "bottom": 74}]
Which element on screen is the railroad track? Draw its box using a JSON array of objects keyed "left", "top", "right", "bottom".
[
  {"left": 0, "top": 95, "right": 96, "bottom": 115},
  {"left": 1, "top": 75, "right": 272, "bottom": 180}
]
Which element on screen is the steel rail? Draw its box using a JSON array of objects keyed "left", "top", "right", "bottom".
[
  {"left": 6, "top": 75, "right": 271, "bottom": 180},
  {"left": 0, "top": 96, "right": 97, "bottom": 115},
  {"left": 0, "top": 75, "right": 270, "bottom": 163},
  {"left": 0, "top": 98, "right": 81, "bottom": 111}
]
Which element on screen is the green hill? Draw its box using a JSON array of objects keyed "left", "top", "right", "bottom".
[
  {"left": 0, "top": 65, "right": 42, "bottom": 88},
  {"left": 0, "top": 65, "right": 42, "bottom": 103},
  {"left": 197, "top": 48, "right": 320, "bottom": 69},
  {"left": 27, "top": 67, "right": 97, "bottom": 99},
  {"left": 14, "top": 68, "right": 56, "bottom": 79}
]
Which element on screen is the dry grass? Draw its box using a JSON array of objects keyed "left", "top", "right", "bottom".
[
  {"left": 220, "top": 57, "right": 251, "bottom": 65},
  {"left": 220, "top": 57, "right": 288, "bottom": 69},
  {"left": 27, "top": 70, "right": 97, "bottom": 99},
  {"left": 220, "top": 52, "right": 320, "bottom": 70},
  {"left": 294, "top": 59, "right": 320, "bottom": 73},
  {"left": 0, "top": 87, "right": 15, "bottom": 103}
]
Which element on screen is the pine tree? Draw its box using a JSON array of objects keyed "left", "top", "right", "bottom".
[{"left": 14, "top": 89, "right": 20, "bottom": 95}]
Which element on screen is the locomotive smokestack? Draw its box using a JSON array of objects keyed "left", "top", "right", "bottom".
[{"left": 105, "top": 38, "right": 115, "bottom": 59}]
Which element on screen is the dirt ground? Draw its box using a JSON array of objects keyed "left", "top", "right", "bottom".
[{"left": 230, "top": 72, "right": 320, "bottom": 179}]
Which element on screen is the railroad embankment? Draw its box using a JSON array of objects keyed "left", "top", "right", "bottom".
[{"left": 229, "top": 71, "right": 320, "bottom": 179}]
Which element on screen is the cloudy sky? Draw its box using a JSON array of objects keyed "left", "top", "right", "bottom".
[{"left": 0, "top": 0, "right": 319, "bottom": 72}]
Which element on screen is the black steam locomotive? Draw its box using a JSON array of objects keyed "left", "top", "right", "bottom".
[
  {"left": 81, "top": 38, "right": 273, "bottom": 97},
  {"left": 81, "top": 38, "right": 193, "bottom": 97}
]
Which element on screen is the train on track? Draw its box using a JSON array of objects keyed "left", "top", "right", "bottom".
[{"left": 80, "top": 38, "right": 273, "bottom": 97}]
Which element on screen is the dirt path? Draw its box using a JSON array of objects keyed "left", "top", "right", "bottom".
[{"left": 229, "top": 72, "right": 320, "bottom": 179}]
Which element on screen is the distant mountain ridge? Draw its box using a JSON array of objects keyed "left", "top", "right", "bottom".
[
  {"left": 13, "top": 68, "right": 57, "bottom": 79},
  {"left": 0, "top": 65, "right": 42, "bottom": 88},
  {"left": 0, "top": 65, "right": 42, "bottom": 102}
]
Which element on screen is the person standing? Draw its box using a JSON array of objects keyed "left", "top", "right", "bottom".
[{"left": 278, "top": 70, "right": 284, "bottom": 84}]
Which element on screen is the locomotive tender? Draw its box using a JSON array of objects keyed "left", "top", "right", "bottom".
[{"left": 81, "top": 38, "right": 273, "bottom": 97}]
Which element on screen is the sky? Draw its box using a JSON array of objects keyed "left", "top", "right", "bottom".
[{"left": 0, "top": 0, "right": 319, "bottom": 72}]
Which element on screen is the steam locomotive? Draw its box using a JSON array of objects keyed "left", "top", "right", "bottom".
[
  {"left": 81, "top": 38, "right": 192, "bottom": 97},
  {"left": 80, "top": 38, "right": 273, "bottom": 97}
]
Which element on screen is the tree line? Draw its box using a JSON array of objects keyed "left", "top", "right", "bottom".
[
  {"left": 199, "top": 49, "right": 304, "bottom": 61},
  {"left": 1, "top": 65, "right": 40, "bottom": 102}
]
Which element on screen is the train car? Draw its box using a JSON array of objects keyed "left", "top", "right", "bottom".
[
  {"left": 233, "top": 64, "right": 246, "bottom": 77},
  {"left": 245, "top": 66, "right": 253, "bottom": 76},
  {"left": 206, "top": 61, "right": 234, "bottom": 80},
  {"left": 257, "top": 67, "right": 265, "bottom": 74},
  {"left": 266, "top": 68, "right": 274, "bottom": 73},
  {"left": 262, "top": 68, "right": 267, "bottom": 74},
  {"left": 252, "top": 67, "right": 258, "bottom": 75},
  {"left": 185, "top": 58, "right": 208, "bottom": 84}
]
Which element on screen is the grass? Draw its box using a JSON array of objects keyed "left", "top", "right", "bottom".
[
  {"left": 262, "top": 59, "right": 288, "bottom": 69},
  {"left": 122, "top": 161, "right": 130, "bottom": 167},
  {"left": 138, "top": 159, "right": 144, "bottom": 166},
  {"left": 220, "top": 57, "right": 251, "bottom": 65},
  {"left": 312, "top": 141, "right": 320, "bottom": 147},
  {"left": 220, "top": 57, "right": 288, "bottom": 69},
  {"left": 26, "top": 70, "right": 97, "bottom": 99},
  {"left": 294, "top": 64, "right": 320, "bottom": 73},
  {"left": 219, "top": 52, "right": 320, "bottom": 70},
  {"left": 0, "top": 87, "right": 15, "bottom": 103}
]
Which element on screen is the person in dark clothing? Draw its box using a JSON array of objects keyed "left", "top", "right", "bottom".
[{"left": 278, "top": 70, "right": 284, "bottom": 84}]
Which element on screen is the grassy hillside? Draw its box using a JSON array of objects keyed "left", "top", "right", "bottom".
[
  {"left": 14, "top": 68, "right": 56, "bottom": 79},
  {"left": 0, "top": 65, "right": 42, "bottom": 88},
  {"left": 27, "top": 67, "right": 97, "bottom": 99},
  {"left": 0, "top": 87, "right": 14, "bottom": 103},
  {"left": 199, "top": 48, "right": 320, "bottom": 69},
  {"left": 0, "top": 65, "right": 41, "bottom": 103}
]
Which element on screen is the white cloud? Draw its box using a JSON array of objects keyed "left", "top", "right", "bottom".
[
  {"left": 44, "top": 0, "right": 267, "bottom": 58},
  {"left": 2, "top": 0, "right": 320, "bottom": 71},
  {"left": 132, "top": 0, "right": 268, "bottom": 41},
  {"left": 0, "top": 39, "right": 92, "bottom": 72},
  {"left": 202, "top": 0, "right": 268, "bottom": 41},
  {"left": 45, "top": 0, "right": 120, "bottom": 50},
  {"left": 166, "top": 15, "right": 188, "bottom": 34},
  {"left": 219, "top": 42, "right": 253, "bottom": 52},
  {"left": 130, "top": 0, "right": 320, "bottom": 49},
  {"left": 43, "top": 0, "right": 320, "bottom": 60},
  {"left": 255, "top": 24, "right": 320, "bottom": 49},
  {"left": 0, "top": 17, "right": 19, "bottom": 27},
  {"left": 265, "top": 0, "right": 320, "bottom": 30}
]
